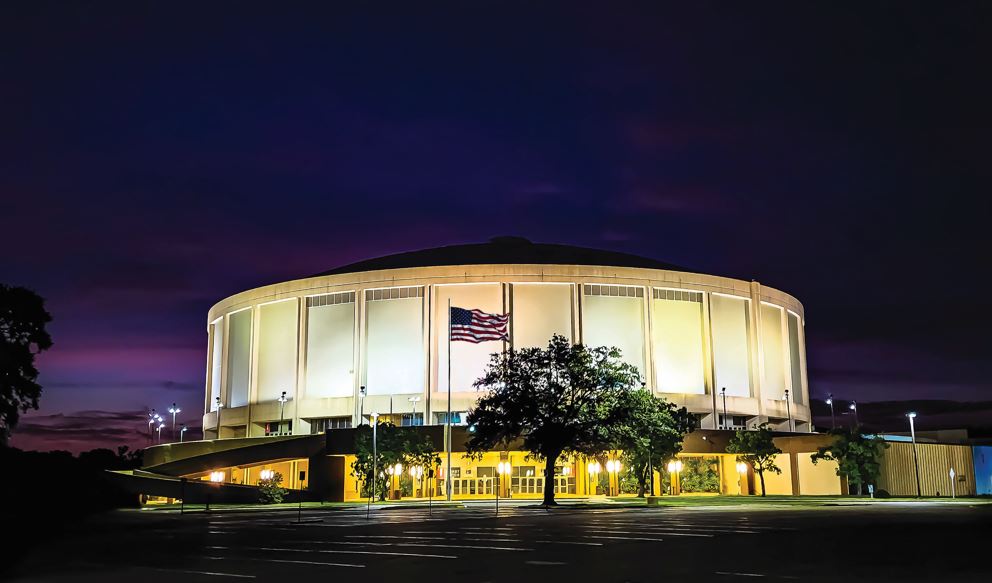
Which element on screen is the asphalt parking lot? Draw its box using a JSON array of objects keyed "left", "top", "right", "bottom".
[{"left": 9, "top": 500, "right": 991, "bottom": 582}]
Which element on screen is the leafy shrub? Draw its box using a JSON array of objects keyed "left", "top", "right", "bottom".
[{"left": 258, "top": 472, "right": 288, "bottom": 504}]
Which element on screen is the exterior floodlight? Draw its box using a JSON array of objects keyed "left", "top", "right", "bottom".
[
  {"left": 736, "top": 462, "right": 748, "bottom": 474},
  {"left": 179, "top": 424, "right": 188, "bottom": 442},
  {"left": 394, "top": 463, "right": 403, "bottom": 475},
  {"left": 667, "top": 460, "right": 683, "bottom": 473},
  {"left": 907, "top": 411, "right": 917, "bottom": 418},
  {"left": 210, "top": 471, "right": 225, "bottom": 482},
  {"left": 588, "top": 461, "right": 600, "bottom": 474},
  {"left": 562, "top": 466, "right": 571, "bottom": 476}
]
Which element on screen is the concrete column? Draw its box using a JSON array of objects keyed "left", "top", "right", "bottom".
[
  {"left": 749, "top": 281, "right": 766, "bottom": 425},
  {"left": 790, "top": 452, "right": 801, "bottom": 495}
]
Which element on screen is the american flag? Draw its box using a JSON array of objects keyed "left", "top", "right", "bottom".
[{"left": 450, "top": 306, "right": 509, "bottom": 343}]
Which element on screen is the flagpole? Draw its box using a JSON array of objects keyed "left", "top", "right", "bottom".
[{"left": 446, "top": 297, "right": 452, "bottom": 502}]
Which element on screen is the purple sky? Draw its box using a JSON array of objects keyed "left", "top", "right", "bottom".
[{"left": 2, "top": 3, "right": 990, "bottom": 452}]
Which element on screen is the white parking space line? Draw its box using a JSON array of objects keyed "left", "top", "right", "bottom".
[
  {"left": 227, "top": 557, "right": 366, "bottom": 568},
  {"left": 535, "top": 540, "right": 603, "bottom": 546},
  {"left": 394, "top": 543, "right": 533, "bottom": 551},
  {"left": 582, "top": 535, "right": 665, "bottom": 542},
  {"left": 207, "top": 545, "right": 456, "bottom": 559},
  {"left": 149, "top": 567, "right": 255, "bottom": 578}
]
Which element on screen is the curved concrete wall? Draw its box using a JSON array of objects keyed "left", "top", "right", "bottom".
[{"left": 202, "top": 264, "right": 810, "bottom": 437}]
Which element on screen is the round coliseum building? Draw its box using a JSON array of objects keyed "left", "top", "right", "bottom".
[{"left": 202, "top": 237, "right": 811, "bottom": 439}]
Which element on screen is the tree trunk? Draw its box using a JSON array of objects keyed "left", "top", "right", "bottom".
[
  {"left": 758, "top": 469, "right": 766, "bottom": 497},
  {"left": 542, "top": 452, "right": 560, "bottom": 506}
]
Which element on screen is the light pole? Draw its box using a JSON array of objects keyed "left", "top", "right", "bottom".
[
  {"left": 588, "top": 461, "right": 601, "bottom": 495},
  {"left": 409, "top": 465, "right": 424, "bottom": 497},
  {"left": 359, "top": 386, "right": 367, "bottom": 426},
  {"left": 784, "top": 389, "right": 793, "bottom": 432},
  {"left": 826, "top": 394, "right": 835, "bottom": 429},
  {"left": 496, "top": 461, "right": 511, "bottom": 514},
  {"left": 736, "top": 462, "right": 748, "bottom": 495},
  {"left": 949, "top": 467, "right": 956, "bottom": 499},
  {"left": 667, "top": 460, "right": 683, "bottom": 495},
  {"left": 156, "top": 422, "right": 165, "bottom": 443},
  {"left": 147, "top": 410, "right": 158, "bottom": 443},
  {"left": 721, "top": 387, "right": 728, "bottom": 429},
  {"left": 605, "top": 459, "right": 622, "bottom": 497},
  {"left": 278, "top": 391, "right": 288, "bottom": 434},
  {"left": 215, "top": 397, "right": 223, "bottom": 439},
  {"left": 367, "top": 412, "right": 378, "bottom": 519},
  {"left": 849, "top": 400, "right": 859, "bottom": 427},
  {"left": 408, "top": 396, "right": 422, "bottom": 426},
  {"left": 180, "top": 424, "right": 188, "bottom": 443},
  {"left": 907, "top": 412, "right": 922, "bottom": 498},
  {"left": 168, "top": 403, "right": 181, "bottom": 440}
]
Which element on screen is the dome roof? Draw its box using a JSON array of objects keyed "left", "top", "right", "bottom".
[{"left": 313, "top": 237, "right": 695, "bottom": 277}]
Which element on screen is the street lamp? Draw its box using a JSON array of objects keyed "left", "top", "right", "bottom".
[
  {"left": 168, "top": 403, "right": 181, "bottom": 440},
  {"left": 826, "top": 395, "right": 835, "bottom": 429},
  {"left": 907, "top": 412, "right": 922, "bottom": 498},
  {"left": 666, "top": 460, "right": 683, "bottom": 495},
  {"left": 278, "top": 391, "right": 288, "bottom": 434},
  {"left": 147, "top": 410, "right": 158, "bottom": 442},
  {"left": 367, "top": 412, "right": 379, "bottom": 519},
  {"left": 359, "top": 386, "right": 367, "bottom": 426},
  {"left": 156, "top": 422, "right": 165, "bottom": 443},
  {"left": 215, "top": 397, "right": 223, "bottom": 438},
  {"left": 385, "top": 463, "right": 403, "bottom": 499},
  {"left": 408, "top": 396, "right": 422, "bottom": 426},
  {"left": 180, "top": 424, "right": 188, "bottom": 442},
  {"left": 736, "top": 462, "right": 748, "bottom": 495},
  {"left": 587, "top": 461, "right": 601, "bottom": 495},
  {"left": 605, "top": 459, "right": 622, "bottom": 496},
  {"left": 409, "top": 465, "right": 424, "bottom": 497},
  {"left": 849, "top": 400, "right": 859, "bottom": 426},
  {"left": 720, "top": 387, "right": 728, "bottom": 429},
  {"left": 496, "top": 461, "right": 512, "bottom": 514},
  {"left": 784, "top": 389, "right": 793, "bottom": 432}
]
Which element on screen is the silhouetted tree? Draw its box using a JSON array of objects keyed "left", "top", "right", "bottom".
[
  {"left": 612, "top": 388, "right": 696, "bottom": 496},
  {"left": 0, "top": 284, "right": 53, "bottom": 444},
  {"left": 466, "top": 335, "right": 640, "bottom": 506},
  {"left": 811, "top": 426, "right": 889, "bottom": 495},
  {"left": 727, "top": 423, "right": 782, "bottom": 496}
]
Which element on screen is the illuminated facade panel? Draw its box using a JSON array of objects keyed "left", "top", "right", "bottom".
[
  {"left": 787, "top": 311, "right": 804, "bottom": 404},
  {"left": 581, "top": 285, "right": 645, "bottom": 375},
  {"left": 760, "top": 302, "right": 787, "bottom": 399},
  {"left": 364, "top": 287, "right": 424, "bottom": 395},
  {"left": 710, "top": 294, "right": 751, "bottom": 397},
  {"left": 257, "top": 299, "right": 299, "bottom": 402},
  {"left": 436, "top": 284, "right": 504, "bottom": 392},
  {"left": 511, "top": 283, "right": 573, "bottom": 349},
  {"left": 305, "top": 293, "right": 355, "bottom": 398},
  {"left": 209, "top": 319, "right": 223, "bottom": 411},
  {"left": 226, "top": 309, "right": 252, "bottom": 408},
  {"left": 652, "top": 290, "right": 705, "bottom": 394}
]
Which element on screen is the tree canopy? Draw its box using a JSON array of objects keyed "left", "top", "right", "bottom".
[
  {"left": 611, "top": 388, "right": 696, "bottom": 496},
  {"left": 0, "top": 284, "right": 53, "bottom": 444},
  {"left": 727, "top": 422, "right": 782, "bottom": 496},
  {"left": 811, "top": 426, "right": 889, "bottom": 495},
  {"left": 466, "top": 334, "right": 643, "bottom": 505},
  {"left": 351, "top": 422, "right": 440, "bottom": 501}
]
